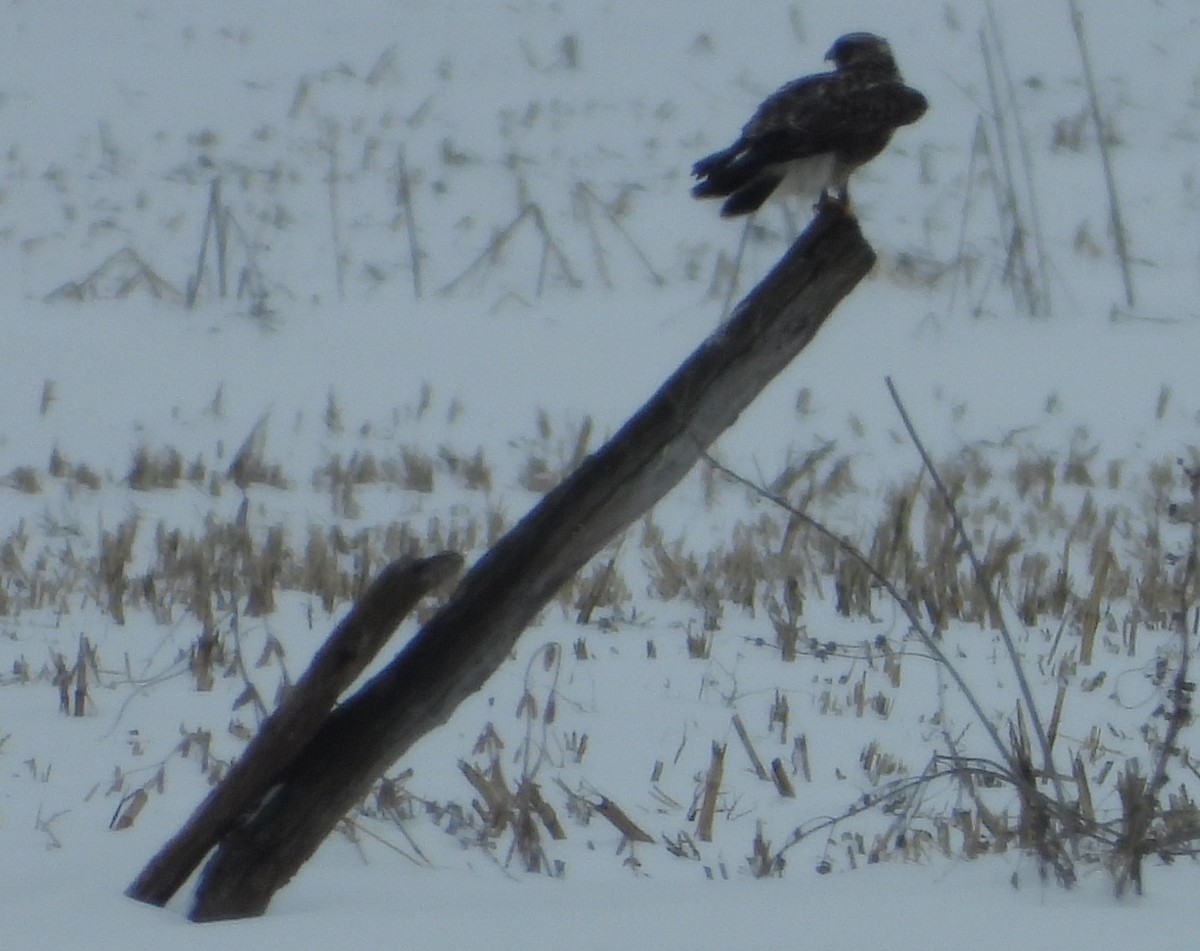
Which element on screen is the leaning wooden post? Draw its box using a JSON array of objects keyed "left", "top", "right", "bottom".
[
  {"left": 126, "top": 553, "right": 463, "bottom": 907},
  {"left": 177, "top": 206, "right": 874, "bottom": 921}
]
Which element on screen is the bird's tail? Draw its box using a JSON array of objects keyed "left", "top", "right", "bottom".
[
  {"left": 691, "top": 141, "right": 757, "bottom": 198},
  {"left": 715, "top": 174, "right": 783, "bottom": 216},
  {"left": 691, "top": 141, "right": 781, "bottom": 217}
]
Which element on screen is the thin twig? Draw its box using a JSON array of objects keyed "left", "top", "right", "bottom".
[
  {"left": 576, "top": 183, "right": 613, "bottom": 289},
  {"left": 440, "top": 203, "right": 580, "bottom": 296},
  {"left": 980, "top": 31, "right": 1038, "bottom": 317},
  {"left": 732, "top": 714, "right": 769, "bottom": 781},
  {"left": 187, "top": 178, "right": 222, "bottom": 309},
  {"left": 985, "top": 2, "right": 1051, "bottom": 315},
  {"left": 884, "top": 377, "right": 1066, "bottom": 811},
  {"left": 441, "top": 205, "right": 535, "bottom": 295},
  {"left": 322, "top": 119, "right": 346, "bottom": 301},
  {"left": 1069, "top": 0, "right": 1135, "bottom": 309},
  {"left": 530, "top": 204, "right": 581, "bottom": 294},
  {"left": 575, "top": 182, "right": 665, "bottom": 286},
  {"left": 699, "top": 449, "right": 1013, "bottom": 767},
  {"left": 721, "top": 215, "right": 754, "bottom": 318},
  {"left": 1145, "top": 477, "right": 1198, "bottom": 809},
  {"left": 394, "top": 147, "right": 424, "bottom": 298},
  {"left": 947, "top": 118, "right": 985, "bottom": 319},
  {"left": 341, "top": 816, "right": 427, "bottom": 867},
  {"left": 776, "top": 765, "right": 1003, "bottom": 858}
]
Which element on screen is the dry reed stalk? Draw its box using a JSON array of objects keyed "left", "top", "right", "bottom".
[
  {"left": 1077, "top": 548, "right": 1108, "bottom": 667},
  {"left": 886, "top": 378, "right": 1066, "bottom": 807},
  {"left": 766, "top": 691, "right": 790, "bottom": 743},
  {"left": 459, "top": 759, "right": 512, "bottom": 833},
  {"left": 191, "top": 625, "right": 219, "bottom": 692},
  {"left": 39, "top": 379, "right": 55, "bottom": 415},
  {"left": 440, "top": 202, "right": 580, "bottom": 295},
  {"left": 984, "top": 1, "right": 1051, "bottom": 315},
  {"left": 593, "top": 796, "right": 653, "bottom": 845},
  {"left": 321, "top": 120, "right": 346, "bottom": 301},
  {"left": 794, "top": 734, "right": 811, "bottom": 783},
  {"left": 767, "top": 577, "right": 803, "bottom": 661},
  {"left": 54, "top": 653, "right": 69, "bottom": 713},
  {"left": 523, "top": 780, "right": 566, "bottom": 841},
  {"left": 731, "top": 714, "right": 769, "bottom": 781},
  {"left": 1111, "top": 515, "right": 1199, "bottom": 893},
  {"left": 1072, "top": 754, "right": 1094, "bottom": 823},
  {"left": 1046, "top": 684, "right": 1067, "bottom": 756},
  {"left": 1112, "top": 762, "right": 1150, "bottom": 895},
  {"left": 685, "top": 622, "right": 711, "bottom": 659},
  {"left": 186, "top": 179, "right": 229, "bottom": 308},
  {"left": 749, "top": 822, "right": 783, "bottom": 877},
  {"left": 393, "top": 147, "right": 424, "bottom": 298},
  {"left": 771, "top": 758, "right": 796, "bottom": 798},
  {"left": 111, "top": 789, "right": 149, "bottom": 831},
  {"left": 719, "top": 215, "right": 754, "bottom": 317},
  {"left": 1068, "top": 0, "right": 1135, "bottom": 310},
  {"left": 976, "top": 46, "right": 1039, "bottom": 318},
  {"left": 573, "top": 181, "right": 664, "bottom": 287},
  {"left": 73, "top": 635, "right": 89, "bottom": 717},
  {"left": 575, "top": 550, "right": 619, "bottom": 624},
  {"left": 696, "top": 742, "right": 726, "bottom": 842}
]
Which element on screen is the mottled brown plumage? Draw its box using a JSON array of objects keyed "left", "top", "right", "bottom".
[{"left": 692, "top": 33, "right": 928, "bottom": 217}]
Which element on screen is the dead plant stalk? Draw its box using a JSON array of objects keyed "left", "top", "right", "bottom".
[
  {"left": 1068, "top": 0, "right": 1135, "bottom": 309},
  {"left": 885, "top": 376, "right": 1067, "bottom": 809}
]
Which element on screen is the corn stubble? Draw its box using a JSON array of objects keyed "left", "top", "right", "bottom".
[{"left": 2, "top": 411, "right": 1198, "bottom": 890}]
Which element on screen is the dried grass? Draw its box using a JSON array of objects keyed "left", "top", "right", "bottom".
[{"left": 5, "top": 408, "right": 1200, "bottom": 890}]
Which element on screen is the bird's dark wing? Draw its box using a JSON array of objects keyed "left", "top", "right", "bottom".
[
  {"left": 742, "top": 74, "right": 927, "bottom": 164},
  {"left": 690, "top": 72, "right": 840, "bottom": 185}
]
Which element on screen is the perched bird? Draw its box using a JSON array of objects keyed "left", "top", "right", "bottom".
[{"left": 691, "top": 33, "right": 928, "bottom": 217}]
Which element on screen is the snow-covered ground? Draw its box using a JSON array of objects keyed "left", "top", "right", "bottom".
[{"left": 4, "top": 0, "right": 1200, "bottom": 946}]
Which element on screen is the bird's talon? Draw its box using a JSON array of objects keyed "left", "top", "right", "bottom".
[{"left": 815, "top": 190, "right": 851, "bottom": 214}]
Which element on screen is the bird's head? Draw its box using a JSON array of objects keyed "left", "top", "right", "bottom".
[{"left": 825, "top": 32, "right": 897, "bottom": 74}]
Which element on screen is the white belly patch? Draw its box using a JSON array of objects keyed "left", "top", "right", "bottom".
[{"left": 773, "top": 153, "right": 839, "bottom": 196}]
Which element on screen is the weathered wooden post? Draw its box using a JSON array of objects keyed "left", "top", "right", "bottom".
[{"left": 128, "top": 205, "right": 875, "bottom": 920}]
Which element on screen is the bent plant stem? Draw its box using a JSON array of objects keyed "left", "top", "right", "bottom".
[
  {"left": 884, "top": 378, "right": 1067, "bottom": 806},
  {"left": 1117, "top": 513, "right": 1198, "bottom": 893},
  {"left": 1147, "top": 515, "right": 1198, "bottom": 806},
  {"left": 699, "top": 450, "right": 1013, "bottom": 771},
  {"left": 775, "top": 762, "right": 1015, "bottom": 859}
]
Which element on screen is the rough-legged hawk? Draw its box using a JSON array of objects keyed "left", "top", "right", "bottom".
[{"left": 691, "top": 33, "right": 928, "bottom": 217}]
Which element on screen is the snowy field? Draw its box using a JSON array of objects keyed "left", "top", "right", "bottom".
[{"left": 4, "top": 0, "right": 1200, "bottom": 946}]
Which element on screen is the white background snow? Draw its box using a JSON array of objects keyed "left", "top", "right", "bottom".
[{"left": 3, "top": 0, "right": 1200, "bottom": 947}]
